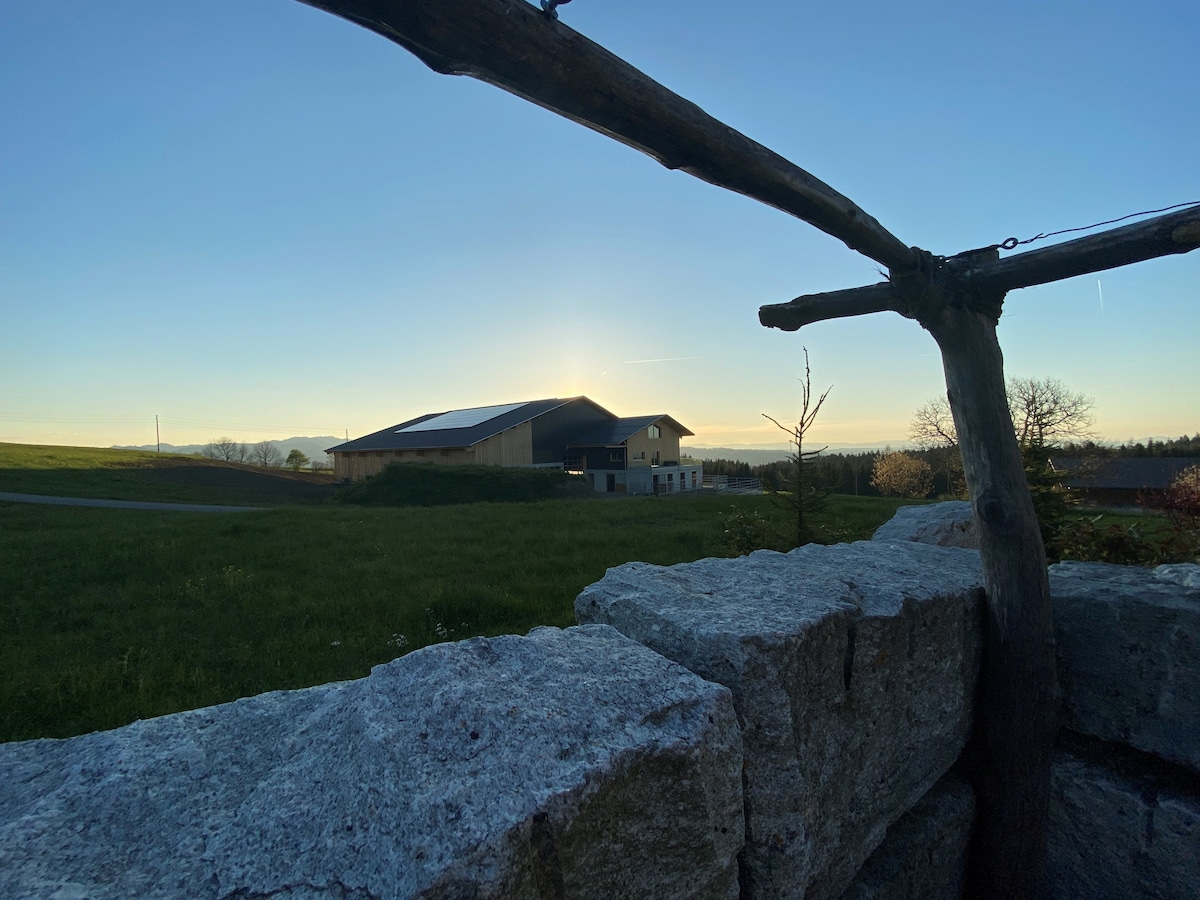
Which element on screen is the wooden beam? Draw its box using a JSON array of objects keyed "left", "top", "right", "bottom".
[
  {"left": 760, "top": 205, "right": 1200, "bottom": 332},
  {"left": 758, "top": 282, "right": 898, "bottom": 331},
  {"left": 962, "top": 205, "right": 1200, "bottom": 292},
  {"left": 297, "top": 0, "right": 917, "bottom": 272}
]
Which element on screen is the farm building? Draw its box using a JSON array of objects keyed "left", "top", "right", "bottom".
[
  {"left": 327, "top": 397, "right": 701, "bottom": 494},
  {"left": 1050, "top": 457, "right": 1196, "bottom": 506},
  {"left": 566, "top": 415, "right": 701, "bottom": 495}
]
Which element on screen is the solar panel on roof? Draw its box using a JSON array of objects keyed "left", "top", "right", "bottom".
[{"left": 395, "top": 402, "right": 526, "bottom": 434}]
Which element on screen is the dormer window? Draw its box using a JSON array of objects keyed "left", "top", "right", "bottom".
[{"left": 647, "top": 424, "right": 661, "bottom": 439}]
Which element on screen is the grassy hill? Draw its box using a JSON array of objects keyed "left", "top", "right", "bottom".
[
  {"left": 0, "top": 443, "right": 334, "bottom": 506},
  {"left": 0, "top": 442, "right": 922, "bottom": 743}
]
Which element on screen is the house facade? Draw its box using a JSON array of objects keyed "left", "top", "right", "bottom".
[
  {"left": 327, "top": 397, "right": 702, "bottom": 493},
  {"left": 565, "top": 415, "right": 702, "bottom": 494}
]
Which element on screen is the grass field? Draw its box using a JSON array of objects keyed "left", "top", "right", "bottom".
[
  {"left": 0, "top": 442, "right": 333, "bottom": 505},
  {"left": 0, "top": 445, "right": 919, "bottom": 743}
]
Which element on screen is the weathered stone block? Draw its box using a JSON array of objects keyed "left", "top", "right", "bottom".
[
  {"left": 0, "top": 625, "right": 744, "bottom": 900},
  {"left": 839, "top": 773, "right": 974, "bottom": 900},
  {"left": 576, "top": 541, "right": 985, "bottom": 900},
  {"left": 871, "top": 502, "right": 979, "bottom": 550},
  {"left": 1050, "top": 560, "right": 1200, "bottom": 774},
  {"left": 1048, "top": 750, "right": 1200, "bottom": 899}
]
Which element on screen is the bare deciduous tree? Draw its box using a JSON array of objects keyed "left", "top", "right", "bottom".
[
  {"left": 202, "top": 436, "right": 249, "bottom": 463},
  {"left": 910, "top": 396, "right": 958, "bottom": 450},
  {"left": 250, "top": 440, "right": 283, "bottom": 468},
  {"left": 1007, "top": 376, "right": 1095, "bottom": 450},
  {"left": 910, "top": 397, "right": 966, "bottom": 497},
  {"left": 911, "top": 378, "right": 1094, "bottom": 452}
]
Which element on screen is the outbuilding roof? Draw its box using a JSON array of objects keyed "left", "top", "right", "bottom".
[
  {"left": 568, "top": 415, "right": 694, "bottom": 447},
  {"left": 1050, "top": 457, "right": 1195, "bottom": 491},
  {"left": 327, "top": 397, "right": 610, "bottom": 453}
]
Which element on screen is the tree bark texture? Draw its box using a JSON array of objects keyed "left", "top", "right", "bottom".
[
  {"left": 907, "top": 254, "right": 1059, "bottom": 900},
  {"left": 297, "top": 0, "right": 916, "bottom": 271}
]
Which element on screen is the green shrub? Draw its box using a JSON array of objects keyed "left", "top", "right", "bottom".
[{"left": 334, "top": 463, "right": 593, "bottom": 507}]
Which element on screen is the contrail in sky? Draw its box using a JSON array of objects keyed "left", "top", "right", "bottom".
[
  {"left": 1097, "top": 279, "right": 1104, "bottom": 315},
  {"left": 622, "top": 356, "right": 708, "bottom": 364}
]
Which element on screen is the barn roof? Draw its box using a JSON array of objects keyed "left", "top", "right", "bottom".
[
  {"left": 327, "top": 397, "right": 610, "bottom": 453},
  {"left": 1050, "top": 457, "right": 1196, "bottom": 491},
  {"left": 568, "top": 415, "right": 694, "bottom": 447}
]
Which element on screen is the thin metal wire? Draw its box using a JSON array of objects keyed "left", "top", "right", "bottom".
[
  {"left": 1002, "top": 200, "right": 1200, "bottom": 250},
  {"left": 950, "top": 200, "right": 1200, "bottom": 259}
]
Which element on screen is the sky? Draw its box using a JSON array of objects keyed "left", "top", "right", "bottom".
[{"left": 1, "top": 0, "right": 1196, "bottom": 451}]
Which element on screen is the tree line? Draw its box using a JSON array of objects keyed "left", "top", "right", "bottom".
[{"left": 200, "top": 437, "right": 333, "bottom": 473}]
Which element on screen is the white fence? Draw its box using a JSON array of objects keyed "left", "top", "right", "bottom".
[{"left": 702, "top": 475, "right": 763, "bottom": 494}]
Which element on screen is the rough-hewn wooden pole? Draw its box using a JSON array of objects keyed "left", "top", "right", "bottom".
[
  {"left": 297, "top": 0, "right": 916, "bottom": 271},
  {"left": 894, "top": 250, "right": 1059, "bottom": 899}
]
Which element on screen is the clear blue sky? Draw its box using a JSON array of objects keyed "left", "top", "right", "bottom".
[{"left": 2, "top": 0, "right": 1196, "bottom": 450}]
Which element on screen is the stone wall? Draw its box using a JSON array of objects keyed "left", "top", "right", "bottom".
[
  {"left": 1045, "top": 561, "right": 1200, "bottom": 900},
  {"left": 2, "top": 505, "right": 1197, "bottom": 898}
]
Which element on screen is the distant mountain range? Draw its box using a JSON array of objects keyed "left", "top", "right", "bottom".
[{"left": 113, "top": 437, "right": 342, "bottom": 461}]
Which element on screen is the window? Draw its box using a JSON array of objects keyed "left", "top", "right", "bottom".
[
  {"left": 633, "top": 451, "right": 644, "bottom": 461},
  {"left": 609, "top": 451, "right": 620, "bottom": 462},
  {"left": 647, "top": 424, "right": 661, "bottom": 439}
]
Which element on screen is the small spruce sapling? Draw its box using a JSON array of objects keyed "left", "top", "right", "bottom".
[{"left": 762, "top": 348, "right": 833, "bottom": 548}]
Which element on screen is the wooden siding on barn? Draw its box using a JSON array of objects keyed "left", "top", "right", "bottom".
[
  {"left": 333, "top": 447, "right": 478, "bottom": 481},
  {"left": 474, "top": 421, "right": 534, "bottom": 466}
]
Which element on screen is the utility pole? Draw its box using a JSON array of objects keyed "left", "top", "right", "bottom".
[{"left": 156, "top": 415, "right": 161, "bottom": 453}]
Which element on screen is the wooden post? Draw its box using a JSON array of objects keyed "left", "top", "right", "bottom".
[{"left": 900, "top": 249, "right": 1059, "bottom": 899}]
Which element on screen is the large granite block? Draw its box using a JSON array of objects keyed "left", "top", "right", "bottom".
[
  {"left": 839, "top": 773, "right": 974, "bottom": 900},
  {"left": 576, "top": 541, "right": 984, "bottom": 900},
  {"left": 871, "top": 502, "right": 979, "bottom": 550},
  {"left": 1050, "top": 561, "right": 1200, "bottom": 774},
  {"left": 1048, "top": 750, "right": 1200, "bottom": 899},
  {"left": 0, "top": 625, "right": 744, "bottom": 900}
]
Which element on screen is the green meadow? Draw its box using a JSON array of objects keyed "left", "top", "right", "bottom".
[{"left": 0, "top": 442, "right": 923, "bottom": 743}]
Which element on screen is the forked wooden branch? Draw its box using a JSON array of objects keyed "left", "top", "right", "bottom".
[
  {"left": 297, "top": 0, "right": 916, "bottom": 271},
  {"left": 759, "top": 282, "right": 896, "bottom": 331},
  {"left": 760, "top": 205, "right": 1200, "bottom": 331}
]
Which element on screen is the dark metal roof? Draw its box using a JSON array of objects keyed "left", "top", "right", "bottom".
[
  {"left": 568, "top": 415, "right": 694, "bottom": 447},
  {"left": 327, "top": 398, "right": 596, "bottom": 453},
  {"left": 1051, "top": 457, "right": 1196, "bottom": 491}
]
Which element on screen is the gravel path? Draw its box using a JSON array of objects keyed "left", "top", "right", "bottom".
[{"left": 0, "top": 492, "right": 268, "bottom": 513}]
